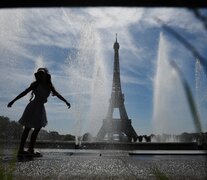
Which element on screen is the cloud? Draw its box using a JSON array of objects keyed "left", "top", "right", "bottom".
[{"left": 142, "top": 8, "right": 206, "bottom": 33}]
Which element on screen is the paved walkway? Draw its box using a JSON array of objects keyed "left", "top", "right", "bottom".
[{"left": 1, "top": 149, "right": 207, "bottom": 179}]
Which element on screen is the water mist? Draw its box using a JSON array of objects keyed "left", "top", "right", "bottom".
[
  {"left": 153, "top": 33, "right": 194, "bottom": 137},
  {"left": 65, "top": 24, "right": 109, "bottom": 143}
]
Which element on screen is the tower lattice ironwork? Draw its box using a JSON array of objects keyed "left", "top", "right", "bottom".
[{"left": 97, "top": 35, "right": 138, "bottom": 142}]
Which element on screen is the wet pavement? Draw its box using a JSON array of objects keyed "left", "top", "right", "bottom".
[{"left": 1, "top": 149, "right": 207, "bottom": 179}]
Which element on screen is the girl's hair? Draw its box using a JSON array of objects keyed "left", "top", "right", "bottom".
[{"left": 30, "top": 68, "right": 55, "bottom": 101}]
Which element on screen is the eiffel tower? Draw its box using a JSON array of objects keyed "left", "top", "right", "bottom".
[{"left": 97, "top": 35, "right": 138, "bottom": 142}]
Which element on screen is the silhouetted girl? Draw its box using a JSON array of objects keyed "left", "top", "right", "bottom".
[{"left": 7, "top": 68, "right": 70, "bottom": 157}]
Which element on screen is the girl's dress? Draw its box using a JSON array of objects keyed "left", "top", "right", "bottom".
[{"left": 19, "top": 83, "right": 51, "bottom": 128}]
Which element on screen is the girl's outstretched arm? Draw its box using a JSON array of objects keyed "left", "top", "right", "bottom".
[
  {"left": 51, "top": 86, "right": 71, "bottom": 108},
  {"left": 7, "top": 83, "right": 35, "bottom": 108}
]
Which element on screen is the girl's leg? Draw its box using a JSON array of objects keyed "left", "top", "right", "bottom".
[
  {"left": 18, "top": 127, "right": 31, "bottom": 153},
  {"left": 28, "top": 128, "right": 41, "bottom": 153}
]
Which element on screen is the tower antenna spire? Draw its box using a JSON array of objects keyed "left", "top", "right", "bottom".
[{"left": 116, "top": 33, "right": 117, "bottom": 42}]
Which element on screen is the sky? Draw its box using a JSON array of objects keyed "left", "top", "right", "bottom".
[{"left": 0, "top": 8, "right": 207, "bottom": 136}]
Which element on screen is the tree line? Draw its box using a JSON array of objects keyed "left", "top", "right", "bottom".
[
  {"left": 0, "top": 116, "right": 75, "bottom": 141},
  {"left": 0, "top": 116, "right": 206, "bottom": 142}
]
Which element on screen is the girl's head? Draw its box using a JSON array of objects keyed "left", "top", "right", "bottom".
[
  {"left": 30, "top": 68, "right": 54, "bottom": 101},
  {"left": 34, "top": 68, "right": 51, "bottom": 84}
]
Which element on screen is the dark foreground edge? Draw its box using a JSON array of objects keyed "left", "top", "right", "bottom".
[{"left": 0, "top": 0, "right": 207, "bottom": 8}]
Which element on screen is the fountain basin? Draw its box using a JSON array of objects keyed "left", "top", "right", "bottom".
[{"left": 1, "top": 140, "right": 206, "bottom": 150}]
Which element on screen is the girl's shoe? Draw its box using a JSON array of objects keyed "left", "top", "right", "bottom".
[
  {"left": 17, "top": 150, "right": 33, "bottom": 161},
  {"left": 27, "top": 150, "right": 43, "bottom": 157},
  {"left": 17, "top": 150, "right": 30, "bottom": 157}
]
